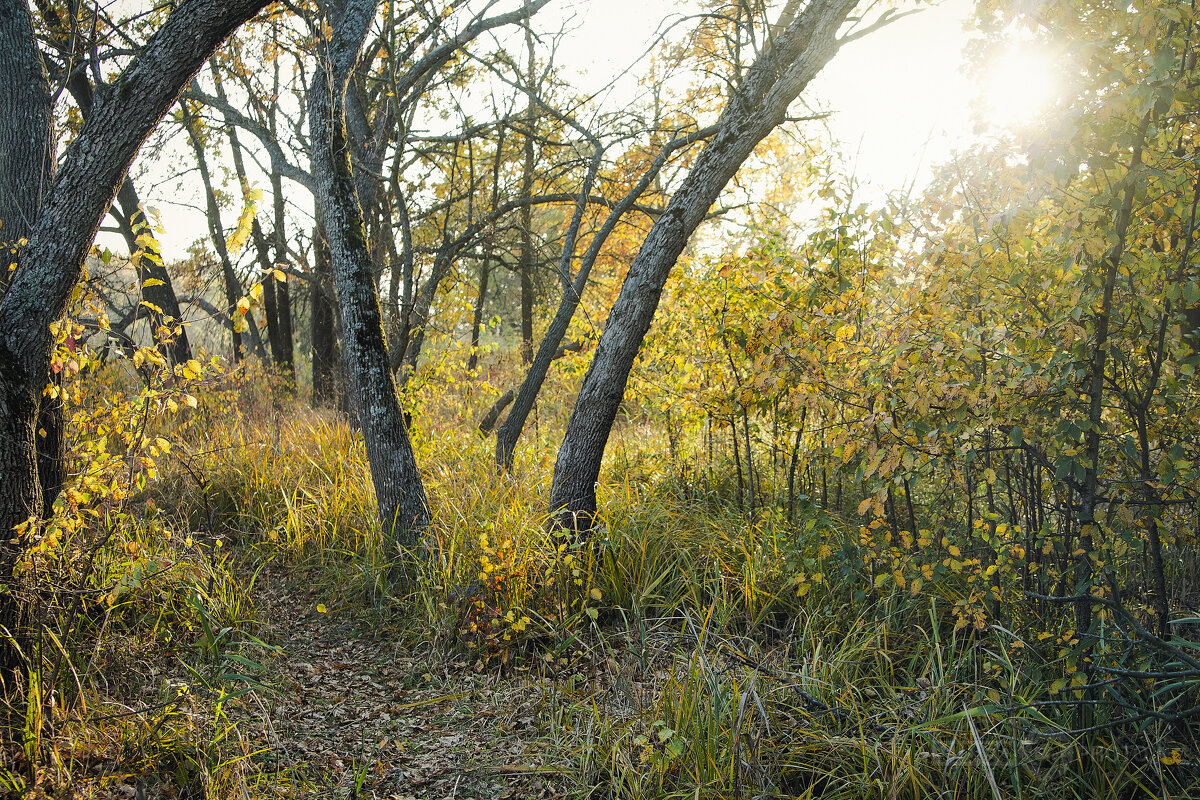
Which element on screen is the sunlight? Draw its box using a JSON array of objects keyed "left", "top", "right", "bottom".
[{"left": 977, "top": 45, "right": 1060, "bottom": 130}]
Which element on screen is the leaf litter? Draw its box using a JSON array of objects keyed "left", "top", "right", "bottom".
[{"left": 220, "top": 567, "right": 575, "bottom": 799}]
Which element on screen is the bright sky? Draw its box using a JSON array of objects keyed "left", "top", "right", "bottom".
[
  {"left": 566, "top": 0, "right": 976, "bottom": 195},
  {"left": 138, "top": 0, "right": 1038, "bottom": 260}
]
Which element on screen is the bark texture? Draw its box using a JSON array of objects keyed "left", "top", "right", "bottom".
[
  {"left": 548, "top": 0, "right": 859, "bottom": 531},
  {"left": 309, "top": 0, "right": 430, "bottom": 542},
  {"left": 0, "top": 1, "right": 61, "bottom": 532}
]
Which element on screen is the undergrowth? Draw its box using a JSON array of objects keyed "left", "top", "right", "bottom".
[{"left": 2, "top": 363, "right": 1197, "bottom": 799}]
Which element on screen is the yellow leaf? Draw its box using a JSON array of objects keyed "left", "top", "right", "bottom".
[{"left": 317, "top": 603, "right": 327, "bottom": 613}]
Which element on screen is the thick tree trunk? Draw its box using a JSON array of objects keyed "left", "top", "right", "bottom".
[
  {"left": 1, "top": 0, "right": 60, "bottom": 537},
  {"left": 310, "top": 0, "right": 429, "bottom": 542},
  {"left": 548, "top": 0, "right": 858, "bottom": 531},
  {"left": 0, "top": 0, "right": 270, "bottom": 667}
]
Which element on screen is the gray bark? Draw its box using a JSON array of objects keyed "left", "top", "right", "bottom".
[
  {"left": 309, "top": 0, "right": 430, "bottom": 542},
  {"left": 549, "top": 0, "right": 859, "bottom": 531}
]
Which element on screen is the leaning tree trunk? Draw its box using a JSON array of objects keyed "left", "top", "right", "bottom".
[
  {"left": 309, "top": 0, "right": 429, "bottom": 542},
  {"left": 549, "top": 0, "right": 859, "bottom": 531},
  {"left": 494, "top": 122, "right": 718, "bottom": 470},
  {"left": 0, "top": 0, "right": 271, "bottom": 668},
  {"left": 37, "top": 0, "right": 194, "bottom": 368}
]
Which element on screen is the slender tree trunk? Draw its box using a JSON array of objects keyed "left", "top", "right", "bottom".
[
  {"left": 1078, "top": 117, "right": 1147, "bottom": 645},
  {"left": 309, "top": 0, "right": 429, "bottom": 542},
  {"left": 549, "top": 0, "right": 858, "bottom": 530},
  {"left": 492, "top": 122, "right": 716, "bottom": 470},
  {"left": 469, "top": 128, "right": 505, "bottom": 374},
  {"left": 311, "top": 218, "right": 338, "bottom": 408},
  {"left": 786, "top": 409, "right": 806, "bottom": 522},
  {"left": 182, "top": 103, "right": 266, "bottom": 361},
  {"left": 114, "top": 180, "right": 194, "bottom": 366},
  {"left": 215, "top": 66, "right": 288, "bottom": 371},
  {"left": 518, "top": 16, "right": 537, "bottom": 364},
  {"left": 271, "top": 170, "right": 296, "bottom": 377},
  {"left": 469, "top": 255, "right": 492, "bottom": 372},
  {"left": 51, "top": 43, "right": 193, "bottom": 367}
]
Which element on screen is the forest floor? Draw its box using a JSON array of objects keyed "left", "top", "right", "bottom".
[{"left": 219, "top": 565, "right": 579, "bottom": 800}]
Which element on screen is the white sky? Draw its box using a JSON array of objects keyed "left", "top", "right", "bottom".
[
  {"left": 138, "top": 0, "right": 980, "bottom": 259},
  {"left": 565, "top": 0, "right": 975, "bottom": 193}
]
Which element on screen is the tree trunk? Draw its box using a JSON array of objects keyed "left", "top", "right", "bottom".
[
  {"left": 518, "top": 28, "right": 537, "bottom": 365},
  {"left": 0, "top": 0, "right": 271, "bottom": 668},
  {"left": 309, "top": 0, "right": 429, "bottom": 542},
  {"left": 549, "top": 0, "right": 858, "bottom": 531},
  {"left": 216, "top": 66, "right": 288, "bottom": 372},
  {"left": 311, "top": 218, "right": 338, "bottom": 408},
  {"left": 47, "top": 32, "right": 194, "bottom": 367},
  {"left": 492, "top": 124, "right": 715, "bottom": 470},
  {"left": 1, "top": 0, "right": 59, "bottom": 538},
  {"left": 271, "top": 170, "right": 296, "bottom": 377},
  {"left": 468, "top": 255, "right": 492, "bottom": 373},
  {"left": 114, "top": 179, "right": 194, "bottom": 366}
]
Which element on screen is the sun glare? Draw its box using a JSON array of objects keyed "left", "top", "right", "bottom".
[{"left": 978, "top": 46, "right": 1059, "bottom": 130}]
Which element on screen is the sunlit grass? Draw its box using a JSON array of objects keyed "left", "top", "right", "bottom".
[{"left": 5, "top": 366, "right": 1195, "bottom": 800}]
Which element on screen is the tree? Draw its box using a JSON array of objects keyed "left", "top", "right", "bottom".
[
  {"left": 308, "top": 0, "right": 431, "bottom": 541},
  {"left": 307, "top": 0, "right": 550, "bottom": 542},
  {"left": 0, "top": 0, "right": 271, "bottom": 666},
  {"left": 549, "top": 0, "right": 863, "bottom": 531}
]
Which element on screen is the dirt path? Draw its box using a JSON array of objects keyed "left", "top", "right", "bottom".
[{"left": 228, "top": 569, "right": 578, "bottom": 799}]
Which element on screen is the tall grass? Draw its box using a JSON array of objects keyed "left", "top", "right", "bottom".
[{"left": 6, "top": 366, "right": 1198, "bottom": 799}]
